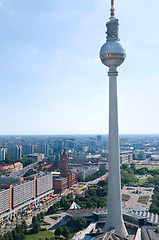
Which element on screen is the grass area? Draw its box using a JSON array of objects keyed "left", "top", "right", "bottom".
[
  {"left": 137, "top": 196, "right": 149, "bottom": 205},
  {"left": 40, "top": 220, "right": 51, "bottom": 226},
  {"left": 135, "top": 165, "right": 159, "bottom": 170},
  {"left": 137, "top": 178, "right": 147, "bottom": 184},
  {"left": 26, "top": 230, "right": 54, "bottom": 240},
  {"left": 70, "top": 232, "right": 76, "bottom": 238},
  {"left": 122, "top": 194, "right": 131, "bottom": 201},
  {"left": 126, "top": 187, "right": 134, "bottom": 190}
]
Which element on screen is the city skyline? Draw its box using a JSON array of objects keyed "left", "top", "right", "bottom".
[{"left": 0, "top": 0, "right": 159, "bottom": 135}]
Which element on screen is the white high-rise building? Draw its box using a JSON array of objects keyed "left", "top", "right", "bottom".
[
  {"left": 0, "top": 148, "right": 5, "bottom": 160},
  {"left": 100, "top": 0, "right": 128, "bottom": 238}
]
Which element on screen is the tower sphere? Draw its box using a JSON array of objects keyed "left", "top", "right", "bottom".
[{"left": 100, "top": 40, "right": 126, "bottom": 67}]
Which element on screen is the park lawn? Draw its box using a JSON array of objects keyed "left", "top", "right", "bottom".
[
  {"left": 122, "top": 194, "right": 131, "bottom": 202},
  {"left": 137, "top": 178, "right": 147, "bottom": 184},
  {"left": 135, "top": 165, "right": 159, "bottom": 170},
  {"left": 26, "top": 230, "right": 55, "bottom": 240},
  {"left": 137, "top": 196, "right": 149, "bottom": 205}
]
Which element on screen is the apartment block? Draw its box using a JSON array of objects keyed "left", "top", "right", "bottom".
[
  {"left": 0, "top": 186, "right": 11, "bottom": 214},
  {"left": 36, "top": 174, "right": 53, "bottom": 197},
  {"left": 0, "top": 173, "right": 53, "bottom": 216},
  {"left": 13, "top": 179, "right": 35, "bottom": 208}
]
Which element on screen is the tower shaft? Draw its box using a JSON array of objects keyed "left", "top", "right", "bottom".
[{"left": 103, "top": 66, "right": 128, "bottom": 237}]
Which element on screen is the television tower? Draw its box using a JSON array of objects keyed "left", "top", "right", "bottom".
[{"left": 100, "top": 0, "right": 128, "bottom": 238}]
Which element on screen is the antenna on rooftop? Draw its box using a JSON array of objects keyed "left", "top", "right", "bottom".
[{"left": 110, "top": 0, "right": 115, "bottom": 17}]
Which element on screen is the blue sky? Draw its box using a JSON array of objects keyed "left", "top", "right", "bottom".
[{"left": 0, "top": 0, "right": 159, "bottom": 135}]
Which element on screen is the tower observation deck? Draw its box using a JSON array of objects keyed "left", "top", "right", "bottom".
[{"left": 100, "top": 0, "right": 128, "bottom": 238}]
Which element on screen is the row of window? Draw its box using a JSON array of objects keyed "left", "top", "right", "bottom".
[{"left": 102, "top": 53, "right": 125, "bottom": 57}]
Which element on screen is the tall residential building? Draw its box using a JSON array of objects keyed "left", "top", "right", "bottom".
[
  {"left": 100, "top": 0, "right": 128, "bottom": 238},
  {"left": 0, "top": 148, "right": 5, "bottom": 160},
  {"left": 22, "top": 144, "right": 34, "bottom": 156},
  {"left": 8, "top": 145, "right": 22, "bottom": 160},
  {"left": 38, "top": 143, "right": 49, "bottom": 155}
]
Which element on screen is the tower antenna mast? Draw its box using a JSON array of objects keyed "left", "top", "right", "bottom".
[{"left": 110, "top": 0, "right": 115, "bottom": 17}]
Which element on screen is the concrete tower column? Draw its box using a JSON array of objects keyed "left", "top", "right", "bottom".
[
  {"left": 103, "top": 66, "right": 128, "bottom": 237},
  {"left": 100, "top": 0, "right": 128, "bottom": 237}
]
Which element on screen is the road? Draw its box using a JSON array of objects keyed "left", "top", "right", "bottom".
[{"left": 11, "top": 161, "right": 38, "bottom": 178}]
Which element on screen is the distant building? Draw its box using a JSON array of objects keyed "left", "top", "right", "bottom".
[
  {"left": 7, "top": 145, "right": 22, "bottom": 160},
  {"left": 133, "top": 151, "right": 146, "bottom": 161},
  {"left": 22, "top": 144, "right": 34, "bottom": 156},
  {"left": 64, "top": 139, "right": 76, "bottom": 151},
  {"left": 38, "top": 143, "right": 49, "bottom": 155},
  {"left": 53, "top": 140, "right": 64, "bottom": 153},
  {"left": 97, "top": 135, "right": 102, "bottom": 141},
  {"left": 120, "top": 153, "right": 133, "bottom": 164},
  {"left": 150, "top": 155, "right": 159, "bottom": 161},
  {"left": 99, "top": 163, "right": 108, "bottom": 171},
  {"left": 0, "top": 148, "right": 5, "bottom": 160}
]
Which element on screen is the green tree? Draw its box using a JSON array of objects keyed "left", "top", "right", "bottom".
[
  {"left": 32, "top": 216, "right": 37, "bottom": 224},
  {"left": 0, "top": 235, "right": 5, "bottom": 240},
  {"left": 39, "top": 212, "right": 44, "bottom": 220},
  {"left": 69, "top": 217, "right": 86, "bottom": 232},
  {"left": 97, "top": 180, "right": 106, "bottom": 187},
  {"left": 121, "top": 164, "right": 129, "bottom": 170},
  {"left": 54, "top": 227, "right": 63, "bottom": 236},
  {"left": 32, "top": 221, "right": 40, "bottom": 233},
  {"left": 21, "top": 221, "right": 27, "bottom": 233},
  {"left": 13, "top": 233, "right": 25, "bottom": 240},
  {"left": 62, "top": 227, "right": 70, "bottom": 239},
  {"left": 5, "top": 231, "right": 13, "bottom": 240},
  {"left": 15, "top": 224, "right": 23, "bottom": 234},
  {"left": 130, "top": 163, "right": 136, "bottom": 173},
  {"left": 60, "top": 197, "right": 71, "bottom": 210}
]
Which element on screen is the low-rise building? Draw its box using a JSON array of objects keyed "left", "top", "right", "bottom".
[
  {"left": 53, "top": 177, "right": 68, "bottom": 193},
  {"left": 0, "top": 162, "right": 23, "bottom": 175},
  {"left": 77, "top": 166, "right": 99, "bottom": 181},
  {"left": 23, "top": 153, "right": 44, "bottom": 162}
]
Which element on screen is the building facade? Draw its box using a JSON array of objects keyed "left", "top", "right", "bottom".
[
  {"left": 0, "top": 173, "right": 53, "bottom": 216},
  {"left": 7, "top": 145, "right": 22, "bottom": 160}
]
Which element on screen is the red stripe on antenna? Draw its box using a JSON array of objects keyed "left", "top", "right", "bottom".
[{"left": 110, "top": 0, "right": 115, "bottom": 17}]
